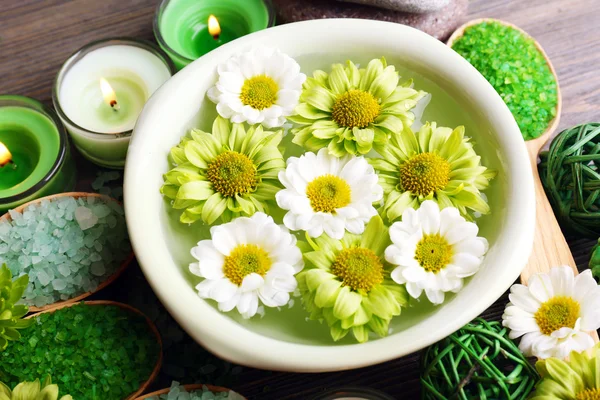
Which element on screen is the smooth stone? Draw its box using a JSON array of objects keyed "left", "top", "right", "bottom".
[
  {"left": 272, "top": 0, "right": 467, "bottom": 41},
  {"left": 336, "top": 0, "right": 450, "bottom": 14}
]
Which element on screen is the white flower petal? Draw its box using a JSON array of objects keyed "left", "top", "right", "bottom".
[
  {"left": 241, "top": 273, "right": 265, "bottom": 293},
  {"left": 527, "top": 273, "right": 554, "bottom": 303},
  {"left": 277, "top": 149, "right": 381, "bottom": 239},
  {"left": 549, "top": 266, "right": 575, "bottom": 297},
  {"left": 210, "top": 279, "right": 239, "bottom": 302}
]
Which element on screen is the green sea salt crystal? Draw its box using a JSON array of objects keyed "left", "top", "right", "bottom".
[
  {"left": 148, "top": 381, "right": 245, "bottom": 400},
  {"left": 0, "top": 303, "right": 160, "bottom": 400},
  {"left": 451, "top": 21, "right": 558, "bottom": 140},
  {"left": 0, "top": 197, "right": 130, "bottom": 308}
]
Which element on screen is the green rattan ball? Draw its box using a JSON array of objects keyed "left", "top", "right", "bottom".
[
  {"left": 420, "top": 319, "right": 539, "bottom": 400},
  {"left": 539, "top": 123, "right": 600, "bottom": 237}
]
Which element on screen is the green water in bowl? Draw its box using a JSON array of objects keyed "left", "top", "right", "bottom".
[{"left": 162, "top": 52, "right": 506, "bottom": 345}]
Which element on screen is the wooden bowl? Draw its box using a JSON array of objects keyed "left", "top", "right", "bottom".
[
  {"left": 134, "top": 384, "right": 246, "bottom": 399},
  {"left": 27, "top": 300, "right": 163, "bottom": 400},
  {"left": 0, "top": 192, "right": 134, "bottom": 312},
  {"left": 446, "top": 18, "right": 562, "bottom": 143}
]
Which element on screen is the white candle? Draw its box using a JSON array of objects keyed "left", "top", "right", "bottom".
[{"left": 54, "top": 39, "right": 174, "bottom": 168}]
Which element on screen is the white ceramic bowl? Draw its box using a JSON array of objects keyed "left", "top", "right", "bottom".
[{"left": 124, "top": 19, "right": 535, "bottom": 372}]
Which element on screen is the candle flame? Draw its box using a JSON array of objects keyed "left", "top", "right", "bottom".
[
  {"left": 0, "top": 142, "right": 12, "bottom": 167},
  {"left": 100, "top": 78, "right": 120, "bottom": 110},
  {"left": 208, "top": 15, "right": 221, "bottom": 39}
]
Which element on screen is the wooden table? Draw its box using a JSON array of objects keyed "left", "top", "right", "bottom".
[{"left": 1, "top": 0, "right": 599, "bottom": 398}]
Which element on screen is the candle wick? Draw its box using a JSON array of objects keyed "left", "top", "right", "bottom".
[
  {"left": 110, "top": 100, "right": 120, "bottom": 111},
  {"left": 212, "top": 33, "right": 220, "bottom": 41}
]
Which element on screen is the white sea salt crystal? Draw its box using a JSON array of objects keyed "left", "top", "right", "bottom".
[
  {"left": 90, "top": 262, "right": 105, "bottom": 276},
  {"left": 58, "top": 264, "right": 71, "bottom": 277},
  {"left": 37, "top": 270, "right": 50, "bottom": 286},
  {"left": 52, "top": 279, "right": 66, "bottom": 291}
]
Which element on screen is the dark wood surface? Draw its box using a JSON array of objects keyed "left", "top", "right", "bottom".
[{"left": 1, "top": 0, "right": 600, "bottom": 399}]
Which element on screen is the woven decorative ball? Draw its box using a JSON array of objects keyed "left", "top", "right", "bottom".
[
  {"left": 420, "top": 319, "right": 539, "bottom": 400},
  {"left": 539, "top": 123, "right": 600, "bottom": 237}
]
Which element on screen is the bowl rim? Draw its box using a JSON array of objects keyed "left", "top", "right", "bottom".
[{"left": 124, "top": 18, "right": 535, "bottom": 372}]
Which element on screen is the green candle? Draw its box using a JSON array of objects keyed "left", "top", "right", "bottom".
[
  {"left": 154, "top": 0, "right": 275, "bottom": 70},
  {"left": 0, "top": 96, "right": 75, "bottom": 214}
]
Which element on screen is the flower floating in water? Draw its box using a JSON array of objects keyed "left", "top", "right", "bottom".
[
  {"left": 190, "top": 212, "right": 303, "bottom": 319},
  {"left": 276, "top": 148, "right": 383, "bottom": 239},
  {"left": 289, "top": 58, "right": 426, "bottom": 157},
  {"left": 161, "top": 116, "right": 285, "bottom": 224},
  {"left": 385, "top": 201, "right": 488, "bottom": 305},
  {"left": 371, "top": 122, "right": 495, "bottom": 221},
  {"left": 0, "top": 264, "right": 33, "bottom": 351},
  {"left": 297, "top": 216, "right": 408, "bottom": 342},
  {"left": 207, "top": 47, "right": 306, "bottom": 128},
  {"left": 502, "top": 266, "right": 600, "bottom": 359},
  {"left": 0, "top": 376, "right": 72, "bottom": 400},
  {"left": 530, "top": 343, "right": 600, "bottom": 399}
]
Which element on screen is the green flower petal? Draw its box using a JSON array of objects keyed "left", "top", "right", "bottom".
[
  {"left": 360, "top": 216, "right": 389, "bottom": 256},
  {"left": 201, "top": 193, "right": 228, "bottom": 224},
  {"left": 162, "top": 116, "right": 284, "bottom": 224},
  {"left": 367, "top": 315, "right": 390, "bottom": 337},
  {"left": 315, "top": 279, "right": 342, "bottom": 308},
  {"left": 328, "top": 63, "right": 351, "bottom": 95},
  {"left": 305, "top": 86, "right": 336, "bottom": 112},
  {"left": 333, "top": 286, "right": 362, "bottom": 320},
  {"left": 39, "top": 384, "right": 60, "bottom": 400},
  {"left": 369, "top": 65, "right": 399, "bottom": 101},
  {"left": 360, "top": 58, "right": 385, "bottom": 92},
  {"left": 212, "top": 115, "right": 231, "bottom": 145},
  {"left": 352, "top": 325, "right": 369, "bottom": 343},
  {"left": 290, "top": 57, "right": 427, "bottom": 156},
  {"left": 372, "top": 122, "right": 494, "bottom": 220},
  {"left": 176, "top": 181, "right": 213, "bottom": 201}
]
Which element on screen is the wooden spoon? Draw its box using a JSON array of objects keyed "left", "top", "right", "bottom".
[
  {"left": 449, "top": 19, "right": 598, "bottom": 340},
  {"left": 0, "top": 192, "right": 134, "bottom": 312},
  {"left": 26, "top": 300, "right": 163, "bottom": 400},
  {"left": 134, "top": 384, "right": 247, "bottom": 400}
]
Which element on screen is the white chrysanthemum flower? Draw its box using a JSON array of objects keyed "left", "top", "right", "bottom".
[
  {"left": 190, "top": 212, "right": 304, "bottom": 319},
  {"left": 207, "top": 47, "right": 306, "bottom": 128},
  {"left": 502, "top": 266, "right": 600, "bottom": 359},
  {"left": 385, "top": 200, "right": 488, "bottom": 305},
  {"left": 276, "top": 148, "right": 383, "bottom": 240}
]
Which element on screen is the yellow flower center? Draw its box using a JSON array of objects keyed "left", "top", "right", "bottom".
[
  {"left": 332, "top": 89, "right": 381, "bottom": 128},
  {"left": 534, "top": 296, "right": 580, "bottom": 336},
  {"left": 415, "top": 234, "right": 453, "bottom": 273},
  {"left": 331, "top": 247, "right": 384, "bottom": 292},
  {"left": 223, "top": 244, "right": 272, "bottom": 286},
  {"left": 240, "top": 75, "right": 279, "bottom": 110},
  {"left": 400, "top": 152, "right": 451, "bottom": 197},
  {"left": 305, "top": 174, "right": 351, "bottom": 213},
  {"left": 206, "top": 151, "right": 257, "bottom": 198},
  {"left": 577, "top": 388, "right": 600, "bottom": 400}
]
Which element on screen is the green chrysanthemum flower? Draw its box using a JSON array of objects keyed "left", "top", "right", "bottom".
[
  {"left": 161, "top": 116, "right": 285, "bottom": 224},
  {"left": 0, "top": 264, "right": 32, "bottom": 352},
  {"left": 288, "top": 58, "right": 427, "bottom": 157},
  {"left": 297, "top": 216, "right": 408, "bottom": 343},
  {"left": 529, "top": 343, "right": 600, "bottom": 399},
  {"left": 370, "top": 122, "right": 495, "bottom": 221},
  {"left": 0, "top": 376, "right": 72, "bottom": 400}
]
